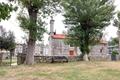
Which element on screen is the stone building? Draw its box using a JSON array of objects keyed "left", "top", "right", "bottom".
[
  {"left": 50, "top": 34, "right": 80, "bottom": 56},
  {"left": 48, "top": 17, "right": 80, "bottom": 57},
  {"left": 15, "top": 43, "right": 44, "bottom": 56},
  {"left": 48, "top": 17, "right": 110, "bottom": 61},
  {"left": 89, "top": 39, "right": 110, "bottom": 61}
]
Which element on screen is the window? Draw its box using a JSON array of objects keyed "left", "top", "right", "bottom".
[
  {"left": 69, "top": 50, "right": 74, "bottom": 56},
  {"left": 100, "top": 47, "right": 104, "bottom": 53}
]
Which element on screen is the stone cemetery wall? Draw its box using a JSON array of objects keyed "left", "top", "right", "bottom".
[
  {"left": 89, "top": 44, "right": 110, "bottom": 61},
  {"left": 89, "top": 55, "right": 111, "bottom": 61},
  {"left": 17, "top": 53, "right": 80, "bottom": 65}
]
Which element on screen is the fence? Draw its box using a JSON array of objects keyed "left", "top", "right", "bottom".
[
  {"left": 17, "top": 53, "right": 120, "bottom": 65},
  {"left": 0, "top": 52, "right": 17, "bottom": 66}
]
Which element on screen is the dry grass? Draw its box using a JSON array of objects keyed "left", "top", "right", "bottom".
[{"left": 1, "top": 61, "right": 120, "bottom": 80}]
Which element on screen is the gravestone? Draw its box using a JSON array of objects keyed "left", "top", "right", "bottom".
[{"left": 17, "top": 53, "right": 26, "bottom": 65}]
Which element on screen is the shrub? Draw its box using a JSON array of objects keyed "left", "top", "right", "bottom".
[{"left": 112, "top": 51, "right": 119, "bottom": 56}]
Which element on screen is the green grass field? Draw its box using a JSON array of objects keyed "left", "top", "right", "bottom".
[{"left": 0, "top": 61, "right": 120, "bottom": 80}]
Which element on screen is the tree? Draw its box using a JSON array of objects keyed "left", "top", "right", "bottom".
[
  {"left": 108, "top": 37, "right": 119, "bottom": 46},
  {"left": 7, "top": 31, "right": 16, "bottom": 66},
  {"left": 0, "top": 2, "right": 14, "bottom": 21},
  {"left": 0, "top": 27, "right": 15, "bottom": 51},
  {"left": 0, "top": 26, "right": 8, "bottom": 50},
  {"left": 114, "top": 12, "right": 120, "bottom": 28},
  {"left": 0, "top": 2, "right": 15, "bottom": 48},
  {"left": 0, "top": 1, "right": 16, "bottom": 64},
  {"left": 62, "top": 0, "right": 115, "bottom": 61},
  {"left": 13, "top": 0, "right": 61, "bottom": 65},
  {"left": 114, "top": 12, "right": 120, "bottom": 54},
  {"left": 0, "top": 27, "right": 16, "bottom": 65}
]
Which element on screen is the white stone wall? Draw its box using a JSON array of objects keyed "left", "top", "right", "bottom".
[
  {"left": 34, "top": 44, "right": 44, "bottom": 55},
  {"left": 51, "top": 39, "right": 69, "bottom": 56},
  {"left": 90, "top": 44, "right": 109, "bottom": 56},
  {"left": 15, "top": 43, "right": 44, "bottom": 56},
  {"left": 89, "top": 44, "right": 110, "bottom": 61},
  {"left": 15, "top": 44, "right": 23, "bottom": 55}
]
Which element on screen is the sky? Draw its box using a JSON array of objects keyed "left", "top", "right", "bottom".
[{"left": 0, "top": 0, "right": 120, "bottom": 44}]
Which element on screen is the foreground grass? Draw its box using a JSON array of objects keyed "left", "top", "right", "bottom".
[
  {"left": 0, "top": 61, "right": 120, "bottom": 80},
  {"left": 1, "top": 58, "right": 17, "bottom": 66}
]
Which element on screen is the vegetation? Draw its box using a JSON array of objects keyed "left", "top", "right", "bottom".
[
  {"left": 114, "top": 12, "right": 120, "bottom": 29},
  {"left": 0, "top": 27, "right": 16, "bottom": 51},
  {"left": 108, "top": 37, "right": 119, "bottom": 46},
  {"left": 0, "top": 27, "right": 15, "bottom": 65},
  {"left": 11, "top": 0, "right": 61, "bottom": 65},
  {"left": 62, "top": 0, "right": 115, "bottom": 61},
  {"left": 112, "top": 50, "right": 119, "bottom": 56},
  {"left": 0, "top": 62, "right": 120, "bottom": 80},
  {"left": 0, "top": 0, "right": 16, "bottom": 53},
  {"left": 0, "top": 2, "right": 13, "bottom": 21},
  {"left": 114, "top": 12, "right": 120, "bottom": 50}
]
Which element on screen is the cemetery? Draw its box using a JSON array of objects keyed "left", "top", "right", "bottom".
[{"left": 0, "top": 0, "right": 120, "bottom": 80}]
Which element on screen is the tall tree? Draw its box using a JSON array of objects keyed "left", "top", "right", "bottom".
[
  {"left": 0, "top": 1, "right": 16, "bottom": 64},
  {"left": 114, "top": 12, "right": 120, "bottom": 53},
  {"left": 62, "top": 0, "right": 115, "bottom": 61},
  {"left": 15, "top": 0, "right": 60, "bottom": 65}
]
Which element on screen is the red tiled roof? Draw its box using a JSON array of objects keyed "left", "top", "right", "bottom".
[{"left": 51, "top": 34, "right": 65, "bottom": 39}]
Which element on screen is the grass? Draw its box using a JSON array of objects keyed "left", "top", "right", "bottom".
[
  {"left": 1, "top": 61, "right": 120, "bottom": 80},
  {"left": 0, "top": 69, "right": 7, "bottom": 76},
  {"left": 1, "top": 58, "right": 17, "bottom": 66}
]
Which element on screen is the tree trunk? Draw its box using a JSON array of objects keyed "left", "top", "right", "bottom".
[
  {"left": 83, "top": 53, "right": 89, "bottom": 61},
  {"left": 0, "top": 52, "right": 3, "bottom": 65},
  {"left": 25, "top": 4, "right": 38, "bottom": 65},
  {"left": 25, "top": 39, "right": 35, "bottom": 65},
  {"left": 10, "top": 50, "right": 14, "bottom": 66}
]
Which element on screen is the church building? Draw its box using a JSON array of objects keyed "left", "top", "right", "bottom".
[
  {"left": 48, "top": 17, "right": 80, "bottom": 57},
  {"left": 48, "top": 17, "right": 110, "bottom": 61}
]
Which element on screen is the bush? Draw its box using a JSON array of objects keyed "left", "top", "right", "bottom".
[{"left": 112, "top": 51, "right": 119, "bottom": 56}]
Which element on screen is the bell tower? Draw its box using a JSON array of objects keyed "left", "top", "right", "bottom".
[
  {"left": 50, "top": 16, "right": 55, "bottom": 35},
  {"left": 49, "top": 16, "right": 55, "bottom": 56}
]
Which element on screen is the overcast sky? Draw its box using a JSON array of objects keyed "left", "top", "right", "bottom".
[{"left": 0, "top": 0, "right": 120, "bottom": 44}]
